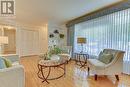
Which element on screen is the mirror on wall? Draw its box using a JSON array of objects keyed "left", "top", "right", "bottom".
[{"left": 0, "top": 25, "right": 16, "bottom": 54}]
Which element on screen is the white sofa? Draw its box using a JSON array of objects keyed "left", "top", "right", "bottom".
[
  {"left": 0, "top": 54, "right": 25, "bottom": 87},
  {"left": 87, "top": 49, "right": 125, "bottom": 80}
]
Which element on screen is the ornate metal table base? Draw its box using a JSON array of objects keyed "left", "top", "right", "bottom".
[
  {"left": 37, "top": 63, "right": 66, "bottom": 84},
  {"left": 75, "top": 53, "right": 89, "bottom": 68}
]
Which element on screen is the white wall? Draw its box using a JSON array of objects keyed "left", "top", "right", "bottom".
[
  {"left": 0, "top": 20, "right": 48, "bottom": 57},
  {"left": 0, "top": 19, "right": 67, "bottom": 57},
  {"left": 0, "top": 28, "right": 2, "bottom": 35},
  {"left": 17, "top": 28, "right": 39, "bottom": 56},
  {"left": 48, "top": 22, "right": 67, "bottom": 47},
  {"left": 0, "top": 27, "right": 3, "bottom": 54},
  {"left": 0, "top": 26, "right": 5, "bottom": 54},
  {"left": 4, "top": 29, "right": 16, "bottom": 54},
  {"left": 16, "top": 25, "right": 48, "bottom": 57},
  {"left": 38, "top": 24, "right": 48, "bottom": 54}
]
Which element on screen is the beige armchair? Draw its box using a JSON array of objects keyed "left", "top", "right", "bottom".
[
  {"left": 0, "top": 54, "right": 25, "bottom": 87},
  {"left": 87, "top": 49, "right": 125, "bottom": 80}
]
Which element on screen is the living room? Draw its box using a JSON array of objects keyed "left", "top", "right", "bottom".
[{"left": 0, "top": 0, "right": 130, "bottom": 87}]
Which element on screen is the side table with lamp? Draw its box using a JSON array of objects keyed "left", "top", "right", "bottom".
[
  {"left": 77, "top": 37, "right": 86, "bottom": 53},
  {"left": 75, "top": 37, "right": 89, "bottom": 68}
]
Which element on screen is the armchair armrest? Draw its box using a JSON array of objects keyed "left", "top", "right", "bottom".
[
  {"left": 0, "top": 65, "right": 25, "bottom": 87},
  {"left": 89, "top": 55, "right": 98, "bottom": 59}
]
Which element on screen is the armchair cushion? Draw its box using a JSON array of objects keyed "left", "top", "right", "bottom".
[
  {"left": 98, "top": 53, "right": 113, "bottom": 64},
  {"left": 1, "top": 54, "right": 19, "bottom": 63},
  {"left": 89, "top": 55, "right": 98, "bottom": 59},
  {"left": 88, "top": 59, "right": 106, "bottom": 69}
]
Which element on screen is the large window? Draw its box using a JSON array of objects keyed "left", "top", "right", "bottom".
[{"left": 74, "top": 8, "right": 130, "bottom": 74}]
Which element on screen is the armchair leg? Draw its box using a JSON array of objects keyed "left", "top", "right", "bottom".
[
  {"left": 115, "top": 75, "right": 119, "bottom": 81},
  {"left": 67, "top": 61, "right": 69, "bottom": 64},
  {"left": 95, "top": 74, "right": 97, "bottom": 80},
  {"left": 88, "top": 67, "right": 90, "bottom": 75}
]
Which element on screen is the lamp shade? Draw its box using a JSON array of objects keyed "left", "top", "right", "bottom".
[
  {"left": 77, "top": 37, "right": 86, "bottom": 44},
  {"left": 0, "top": 36, "right": 8, "bottom": 44}
]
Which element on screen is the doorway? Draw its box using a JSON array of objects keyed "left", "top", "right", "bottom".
[{"left": 3, "top": 27, "right": 16, "bottom": 54}]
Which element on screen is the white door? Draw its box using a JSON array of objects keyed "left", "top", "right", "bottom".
[{"left": 19, "top": 29, "right": 39, "bottom": 57}]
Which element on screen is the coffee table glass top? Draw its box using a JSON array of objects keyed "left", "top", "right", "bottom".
[{"left": 38, "top": 55, "right": 68, "bottom": 67}]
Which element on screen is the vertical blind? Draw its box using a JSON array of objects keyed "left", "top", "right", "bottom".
[
  {"left": 74, "top": 8, "right": 130, "bottom": 74},
  {"left": 67, "top": 26, "right": 75, "bottom": 58}
]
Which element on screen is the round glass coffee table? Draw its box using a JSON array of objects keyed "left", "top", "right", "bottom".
[{"left": 37, "top": 55, "right": 68, "bottom": 84}]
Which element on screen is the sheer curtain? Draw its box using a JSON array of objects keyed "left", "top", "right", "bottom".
[{"left": 74, "top": 8, "right": 130, "bottom": 74}]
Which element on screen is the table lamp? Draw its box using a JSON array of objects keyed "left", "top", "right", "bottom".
[
  {"left": 77, "top": 37, "right": 86, "bottom": 53},
  {"left": 0, "top": 36, "right": 8, "bottom": 54}
]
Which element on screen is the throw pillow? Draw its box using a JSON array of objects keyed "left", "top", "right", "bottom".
[
  {"left": 0, "top": 57, "right": 6, "bottom": 69},
  {"left": 3, "top": 58, "right": 12, "bottom": 68},
  {"left": 98, "top": 53, "right": 113, "bottom": 64},
  {"left": 98, "top": 51, "right": 103, "bottom": 58}
]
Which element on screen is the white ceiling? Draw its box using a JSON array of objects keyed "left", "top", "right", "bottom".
[{"left": 14, "top": 0, "right": 122, "bottom": 26}]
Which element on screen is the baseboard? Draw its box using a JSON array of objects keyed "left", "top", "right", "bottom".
[{"left": 20, "top": 55, "right": 38, "bottom": 58}]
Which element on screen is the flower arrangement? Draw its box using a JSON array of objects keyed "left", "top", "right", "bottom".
[
  {"left": 42, "top": 46, "right": 62, "bottom": 60},
  {"left": 50, "top": 46, "right": 62, "bottom": 55}
]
